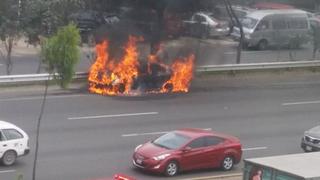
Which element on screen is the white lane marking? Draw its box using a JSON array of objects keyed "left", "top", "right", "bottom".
[
  {"left": 242, "top": 146, "right": 267, "bottom": 151},
  {"left": 68, "top": 112, "right": 159, "bottom": 120},
  {"left": 282, "top": 100, "right": 320, "bottom": 106},
  {"left": 0, "top": 94, "right": 88, "bottom": 102},
  {"left": 224, "top": 49, "right": 307, "bottom": 55},
  {"left": 224, "top": 51, "right": 273, "bottom": 55},
  {"left": 0, "top": 169, "right": 16, "bottom": 174},
  {"left": 122, "top": 131, "right": 169, "bottom": 137},
  {"left": 122, "top": 128, "right": 212, "bottom": 137},
  {"left": 271, "top": 81, "right": 320, "bottom": 86}
]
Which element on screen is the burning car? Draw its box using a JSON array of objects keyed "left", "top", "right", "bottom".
[
  {"left": 88, "top": 36, "right": 195, "bottom": 96},
  {"left": 93, "top": 60, "right": 173, "bottom": 94}
]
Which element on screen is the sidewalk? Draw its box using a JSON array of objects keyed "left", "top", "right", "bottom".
[{"left": 0, "top": 38, "right": 39, "bottom": 55}]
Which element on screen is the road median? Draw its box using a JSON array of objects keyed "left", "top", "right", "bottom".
[{"left": 1, "top": 61, "right": 320, "bottom": 86}]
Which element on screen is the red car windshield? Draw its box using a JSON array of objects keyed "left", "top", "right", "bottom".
[{"left": 152, "top": 132, "right": 191, "bottom": 150}]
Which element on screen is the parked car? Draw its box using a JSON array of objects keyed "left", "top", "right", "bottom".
[
  {"left": 69, "top": 10, "right": 120, "bottom": 43},
  {"left": 251, "top": 2, "right": 295, "bottom": 10},
  {"left": 0, "top": 121, "right": 30, "bottom": 166},
  {"left": 213, "top": 5, "right": 254, "bottom": 32},
  {"left": 69, "top": 10, "right": 104, "bottom": 33},
  {"left": 132, "top": 128, "right": 242, "bottom": 176},
  {"left": 183, "top": 12, "right": 230, "bottom": 39},
  {"left": 301, "top": 125, "right": 320, "bottom": 152},
  {"left": 313, "top": 12, "right": 320, "bottom": 21},
  {"left": 163, "top": 12, "right": 184, "bottom": 38},
  {"left": 231, "top": 9, "right": 311, "bottom": 50},
  {"left": 310, "top": 17, "right": 320, "bottom": 28},
  {"left": 118, "top": 8, "right": 159, "bottom": 37},
  {"left": 307, "top": 12, "right": 320, "bottom": 28}
]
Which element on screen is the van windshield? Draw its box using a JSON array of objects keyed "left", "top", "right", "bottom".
[{"left": 241, "top": 17, "right": 258, "bottom": 29}]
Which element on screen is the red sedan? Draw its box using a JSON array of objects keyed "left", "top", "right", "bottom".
[{"left": 132, "top": 128, "right": 242, "bottom": 176}]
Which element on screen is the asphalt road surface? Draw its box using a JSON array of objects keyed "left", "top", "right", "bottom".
[
  {"left": 0, "top": 37, "right": 318, "bottom": 75},
  {"left": 0, "top": 71, "right": 320, "bottom": 180}
]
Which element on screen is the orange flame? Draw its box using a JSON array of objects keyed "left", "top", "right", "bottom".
[
  {"left": 88, "top": 36, "right": 195, "bottom": 96},
  {"left": 162, "top": 54, "right": 195, "bottom": 93},
  {"left": 88, "top": 40, "right": 111, "bottom": 95}
]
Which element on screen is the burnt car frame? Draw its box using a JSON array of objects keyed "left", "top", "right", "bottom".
[{"left": 90, "top": 61, "right": 173, "bottom": 95}]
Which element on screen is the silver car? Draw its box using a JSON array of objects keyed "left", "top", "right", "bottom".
[
  {"left": 301, "top": 125, "right": 320, "bottom": 152},
  {"left": 183, "top": 12, "right": 230, "bottom": 39}
]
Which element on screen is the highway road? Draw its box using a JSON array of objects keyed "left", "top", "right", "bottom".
[
  {"left": 0, "top": 37, "right": 317, "bottom": 75},
  {"left": 0, "top": 71, "right": 320, "bottom": 180}
]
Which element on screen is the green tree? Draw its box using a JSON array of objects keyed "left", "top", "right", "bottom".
[
  {"left": 41, "top": 24, "right": 81, "bottom": 88},
  {"left": 22, "top": 0, "right": 84, "bottom": 45},
  {"left": 0, "top": 0, "right": 20, "bottom": 75}
]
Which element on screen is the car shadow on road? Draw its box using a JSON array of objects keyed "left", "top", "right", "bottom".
[
  {"left": 108, "top": 92, "right": 191, "bottom": 101},
  {"left": 131, "top": 165, "right": 240, "bottom": 178}
]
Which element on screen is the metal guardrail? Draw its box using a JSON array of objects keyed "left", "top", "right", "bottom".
[
  {"left": 0, "top": 73, "right": 53, "bottom": 83},
  {"left": 1, "top": 61, "right": 320, "bottom": 84},
  {"left": 0, "top": 72, "right": 87, "bottom": 84},
  {"left": 197, "top": 60, "right": 320, "bottom": 72}
]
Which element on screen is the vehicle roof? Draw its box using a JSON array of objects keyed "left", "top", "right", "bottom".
[
  {"left": 216, "top": 5, "right": 253, "bottom": 11},
  {"left": 307, "top": 125, "right": 320, "bottom": 134},
  {"left": 196, "top": 12, "right": 212, "bottom": 17},
  {"left": 252, "top": 2, "right": 295, "bottom": 10},
  {"left": 194, "top": 12, "right": 218, "bottom": 21},
  {"left": 0, "top": 120, "right": 18, "bottom": 129},
  {"left": 245, "top": 152, "right": 320, "bottom": 178},
  {"left": 175, "top": 128, "right": 236, "bottom": 140},
  {"left": 247, "top": 9, "right": 308, "bottom": 20}
]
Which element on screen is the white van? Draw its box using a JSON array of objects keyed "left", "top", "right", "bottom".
[
  {"left": 0, "top": 121, "right": 30, "bottom": 166},
  {"left": 232, "top": 9, "right": 311, "bottom": 50}
]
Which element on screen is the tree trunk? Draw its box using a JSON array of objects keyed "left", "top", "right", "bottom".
[
  {"left": 225, "top": 0, "right": 243, "bottom": 64},
  {"left": 0, "top": 49, "right": 4, "bottom": 61},
  {"left": 4, "top": 38, "right": 14, "bottom": 75},
  {"left": 6, "top": 52, "right": 12, "bottom": 75}
]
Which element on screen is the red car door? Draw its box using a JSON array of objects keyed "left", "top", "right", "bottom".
[
  {"left": 180, "top": 137, "right": 208, "bottom": 171},
  {"left": 203, "top": 136, "right": 226, "bottom": 168}
]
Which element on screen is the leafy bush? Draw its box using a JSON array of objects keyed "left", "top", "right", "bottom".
[{"left": 41, "top": 23, "right": 81, "bottom": 88}]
